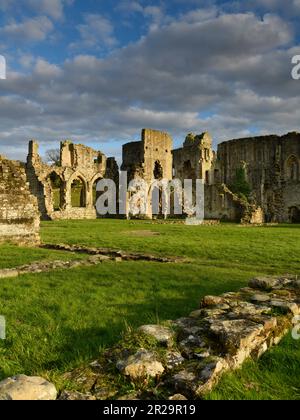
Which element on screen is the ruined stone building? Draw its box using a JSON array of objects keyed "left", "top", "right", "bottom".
[
  {"left": 121, "top": 129, "right": 173, "bottom": 218},
  {"left": 122, "top": 129, "right": 173, "bottom": 183},
  {"left": 0, "top": 155, "right": 40, "bottom": 245},
  {"left": 1, "top": 128, "right": 299, "bottom": 234},
  {"left": 211, "top": 132, "right": 300, "bottom": 223},
  {"left": 172, "top": 131, "right": 300, "bottom": 223},
  {"left": 122, "top": 129, "right": 300, "bottom": 223},
  {"left": 26, "top": 140, "right": 118, "bottom": 220}
]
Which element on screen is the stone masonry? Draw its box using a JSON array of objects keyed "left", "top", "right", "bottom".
[
  {"left": 214, "top": 132, "right": 300, "bottom": 223},
  {"left": 26, "top": 140, "right": 119, "bottom": 220},
  {"left": 0, "top": 274, "right": 298, "bottom": 400},
  {"left": 39, "top": 274, "right": 298, "bottom": 400},
  {"left": 0, "top": 155, "right": 40, "bottom": 245},
  {"left": 172, "top": 131, "right": 300, "bottom": 223},
  {"left": 0, "top": 128, "right": 299, "bottom": 226},
  {"left": 121, "top": 129, "right": 173, "bottom": 218}
]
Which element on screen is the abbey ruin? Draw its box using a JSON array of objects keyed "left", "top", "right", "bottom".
[
  {"left": 0, "top": 128, "right": 300, "bottom": 244},
  {"left": 122, "top": 129, "right": 300, "bottom": 224}
]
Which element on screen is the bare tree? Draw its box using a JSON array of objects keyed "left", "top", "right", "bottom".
[{"left": 45, "top": 149, "right": 60, "bottom": 166}]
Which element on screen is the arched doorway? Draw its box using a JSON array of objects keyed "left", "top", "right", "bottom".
[
  {"left": 49, "top": 172, "right": 63, "bottom": 211},
  {"left": 289, "top": 207, "right": 300, "bottom": 223},
  {"left": 152, "top": 161, "right": 164, "bottom": 217},
  {"left": 71, "top": 177, "right": 86, "bottom": 208}
]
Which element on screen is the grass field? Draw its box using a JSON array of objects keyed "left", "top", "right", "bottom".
[{"left": 0, "top": 220, "right": 299, "bottom": 399}]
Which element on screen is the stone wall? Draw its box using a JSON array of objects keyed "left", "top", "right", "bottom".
[
  {"left": 215, "top": 132, "right": 300, "bottom": 223},
  {"left": 173, "top": 132, "right": 214, "bottom": 183},
  {"left": 120, "top": 129, "right": 300, "bottom": 223},
  {"left": 26, "top": 140, "right": 119, "bottom": 220},
  {"left": 122, "top": 129, "right": 173, "bottom": 182},
  {"left": 1, "top": 128, "right": 298, "bottom": 225},
  {"left": 53, "top": 274, "right": 300, "bottom": 400},
  {"left": 0, "top": 156, "right": 40, "bottom": 245},
  {"left": 172, "top": 130, "right": 300, "bottom": 223},
  {"left": 121, "top": 129, "right": 173, "bottom": 218}
]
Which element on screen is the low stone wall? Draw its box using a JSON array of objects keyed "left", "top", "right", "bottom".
[
  {"left": 59, "top": 274, "right": 299, "bottom": 400},
  {"left": 0, "top": 245, "right": 183, "bottom": 280},
  {"left": 41, "top": 243, "right": 183, "bottom": 263},
  {"left": 0, "top": 275, "right": 298, "bottom": 400}
]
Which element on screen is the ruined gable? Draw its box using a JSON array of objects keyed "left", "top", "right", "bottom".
[
  {"left": 26, "top": 140, "right": 119, "bottom": 221},
  {"left": 173, "top": 132, "right": 214, "bottom": 182},
  {"left": 121, "top": 129, "right": 173, "bottom": 182},
  {"left": 0, "top": 156, "right": 40, "bottom": 245},
  {"left": 121, "top": 129, "right": 173, "bottom": 219}
]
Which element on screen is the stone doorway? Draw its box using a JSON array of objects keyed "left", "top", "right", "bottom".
[
  {"left": 49, "top": 172, "right": 64, "bottom": 211},
  {"left": 71, "top": 178, "right": 86, "bottom": 208},
  {"left": 289, "top": 206, "right": 300, "bottom": 223}
]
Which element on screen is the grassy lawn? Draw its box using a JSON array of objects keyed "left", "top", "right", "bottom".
[{"left": 0, "top": 220, "right": 299, "bottom": 399}]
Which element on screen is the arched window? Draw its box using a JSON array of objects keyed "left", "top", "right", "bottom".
[
  {"left": 289, "top": 207, "right": 300, "bottom": 223},
  {"left": 286, "top": 156, "right": 299, "bottom": 181},
  {"left": 183, "top": 160, "right": 194, "bottom": 179},
  {"left": 71, "top": 177, "right": 86, "bottom": 208},
  {"left": 49, "top": 172, "right": 63, "bottom": 211}
]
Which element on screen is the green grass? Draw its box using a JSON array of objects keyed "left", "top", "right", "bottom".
[
  {"left": 206, "top": 335, "right": 300, "bottom": 400},
  {"left": 0, "top": 220, "right": 299, "bottom": 399}
]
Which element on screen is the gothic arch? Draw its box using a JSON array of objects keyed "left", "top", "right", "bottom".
[
  {"left": 48, "top": 171, "right": 64, "bottom": 211},
  {"left": 286, "top": 155, "right": 299, "bottom": 181},
  {"left": 69, "top": 173, "right": 87, "bottom": 208}
]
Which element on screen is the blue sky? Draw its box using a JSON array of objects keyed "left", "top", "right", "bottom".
[{"left": 0, "top": 0, "right": 300, "bottom": 162}]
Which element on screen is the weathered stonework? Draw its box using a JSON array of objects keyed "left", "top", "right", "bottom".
[
  {"left": 26, "top": 140, "right": 119, "bottom": 220},
  {"left": 173, "top": 131, "right": 300, "bottom": 223},
  {"left": 121, "top": 129, "right": 173, "bottom": 218},
  {"left": 0, "top": 128, "right": 299, "bottom": 226},
  {"left": 57, "top": 274, "right": 299, "bottom": 400},
  {"left": 173, "top": 132, "right": 214, "bottom": 183},
  {"left": 0, "top": 156, "right": 40, "bottom": 245}
]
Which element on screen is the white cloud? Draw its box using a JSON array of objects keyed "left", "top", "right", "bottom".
[
  {"left": 72, "top": 14, "right": 118, "bottom": 50},
  {"left": 0, "top": 16, "right": 53, "bottom": 42},
  {"left": 0, "top": 9, "right": 299, "bottom": 159},
  {"left": 0, "top": 0, "right": 73, "bottom": 20}
]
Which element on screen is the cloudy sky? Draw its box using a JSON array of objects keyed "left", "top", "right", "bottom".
[{"left": 0, "top": 0, "right": 300, "bottom": 162}]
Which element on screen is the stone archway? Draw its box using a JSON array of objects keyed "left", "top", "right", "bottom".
[
  {"left": 49, "top": 172, "right": 64, "bottom": 211},
  {"left": 71, "top": 177, "right": 87, "bottom": 208},
  {"left": 289, "top": 206, "right": 300, "bottom": 223}
]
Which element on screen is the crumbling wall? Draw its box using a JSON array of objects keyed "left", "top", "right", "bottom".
[
  {"left": 121, "top": 129, "right": 173, "bottom": 218},
  {"left": 24, "top": 129, "right": 300, "bottom": 224},
  {"left": 122, "top": 129, "right": 173, "bottom": 182},
  {"left": 0, "top": 156, "right": 40, "bottom": 245},
  {"left": 26, "top": 140, "right": 119, "bottom": 220},
  {"left": 142, "top": 128, "right": 173, "bottom": 183},
  {"left": 216, "top": 132, "right": 300, "bottom": 223},
  {"left": 173, "top": 132, "right": 214, "bottom": 183}
]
